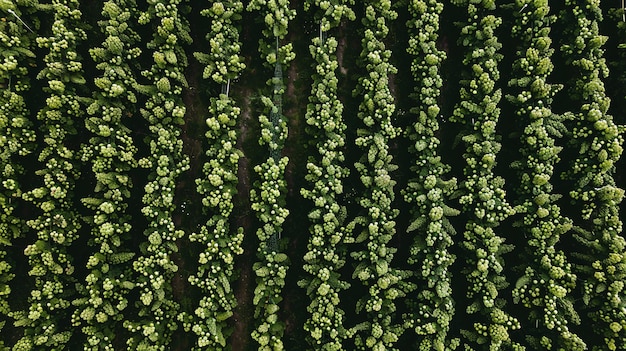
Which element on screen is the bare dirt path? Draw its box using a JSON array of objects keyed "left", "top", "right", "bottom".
[{"left": 231, "top": 85, "right": 255, "bottom": 351}]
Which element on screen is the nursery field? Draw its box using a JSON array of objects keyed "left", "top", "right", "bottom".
[{"left": 0, "top": 0, "right": 625, "bottom": 350}]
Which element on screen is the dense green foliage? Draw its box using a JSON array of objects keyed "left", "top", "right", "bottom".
[
  {"left": 507, "top": 0, "right": 584, "bottom": 349},
  {"left": 73, "top": 1, "right": 140, "bottom": 349},
  {"left": 450, "top": 0, "right": 522, "bottom": 349},
  {"left": 0, "top": 0, "right": 624, "bottom": 350},
  {"left": 247, "top": 0, "right": 294, "bottom": 349},
  {"left": 346, "top": 1, "right": 409, "bottom": 350},
  {"left": 558, "top": 0, "right": 626, "bottom": 350},
  {"left": 0, "top": 0, "right": 36, "bottom": 349},
  {"left": 402, "top": 0, "right": 458, "bottom": 349},
  {"left": 15, "top": 0, "right": 86, "bottom": 348},
  {"left": 121, "top": 0, "right": 191, "bottom": 349},
  {"left": 182, "top": 1, "right": 245, "bottom": 349},
  {"left": 299, "top": 1, "right": 354, "bottom": 350}
]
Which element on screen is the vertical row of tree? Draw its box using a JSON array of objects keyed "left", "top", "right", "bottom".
[
  {"left": 0, "top": 1, "right": 37, "bottom": 349},
  {"left": 184, "top": 1, "right": 245, "bottom": 349},
  {"left": 402, "top": 0, "right": 458, "bottom": 349},
  {"left": 14, "top": 0, "right": 85, "bottom": 348},
  {"left": 558, "top": 0, "right": 626, "bottom": 349},
  {"left": 300, "top": 1, "right": 354, "bottom": 349},
  {"left": 73, "top": 1, "right": 140, "bottom": 349},
  {"left": 121, "top": 0, "right": 191, "bottom": 349},
  {"left": 347, "top": 1, "right": 409, "bottom": 350},
  {"left": 507, "top": 0, "right": 584, "bottom": 349},
  {"left": 246, "top": 0, "right": 294, "bottom": 349},
  {"left": 449, "top": 0, "right": 521, "bottom": 349}
]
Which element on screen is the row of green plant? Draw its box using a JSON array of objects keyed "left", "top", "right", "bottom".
[
  {"left": 247, "top": 0, "right": 295, "bottom": 349},
  {"left": 507, "top": 0, "right": 584, "bottom": 349},
  {"left": 401, "top": 0, "right": 458, "bottom": 349},
  {"left": 449, "top": 0, "right": 522, "bottom": 349},
  {"left": 559, "top": 0, "right": 626, "bottom": 350},
  {"left": 13, "top": 0, "right": 85, "bottom": 348},
  {"left": 181, "top": 1, "right": 245, "bottom": 350},
  {"left": 121, "top": 0, "right": 191, "bottom": 349},
  {"left": 179, "top": 1, "right": 245, "bottom": 350},
  {"left": 299, "top": 1, "right": 355, "bottom": 350},
  {"left": 73, "top": 1, "right": 141, "bottom": 349},
  {"left": 347, "top": 1, "right": 409, "bottom": 350},
  {"left": 0, "top": 0, "right": 37, "bottom": 349}
]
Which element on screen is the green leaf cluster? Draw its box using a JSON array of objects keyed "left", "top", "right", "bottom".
[
  {"left": 187, "top": 96, "right": 243, "bottom": 350},
  {"left": 299, "top": 6, "right": 352, "bottom": 347},
  {"left": 401, "top": 1, "right": 459, "bottom": 349},
  {"left": 250, "top": 155, "right": 290, "bottom": 351},
  {"left": 347, "top": 1, "right": 407, "bottom": 350},
  {"left": 559, "top": 0, "right": 626, "bottom": 349},
  {"left": 251, "top": 251, "right": 289, "bottom": 351},
  {"left": 123, "top": 1, "right": 191, "bottom": 349},
  {"left": 0, "top": 3, "right": 37, "bottom": 343},
  {"left": 507, "top": 0, "right": 585, "bottom": 349},
  {"left": 303, "top": 0, "right": 355, "bottom": 31},
  {"left": 452, "top": 0, "right": 521, "bottom": 349},
  {"left": 193, "top": 1, "right": 245, "bottom": 84},
  {"left": 17, "top": 0, "right": 86, "bottom": 348},
  {"left": 247, "top": 0, "right": 296, "bottom": 67}
]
